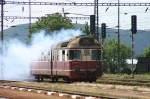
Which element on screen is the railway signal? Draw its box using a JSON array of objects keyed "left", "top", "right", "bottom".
[
  {"left": 90, "top": 15, "right": 95, "bottom": 36},
  {"left": 101, "top": 23, "right": 106, "bottom": 64},
  {"left": 101, "top": 23, "right": 106, "bottom": 39},
  {"left": 131, "top": 15, "right": 137, "bottom": 34},
  {"left": 131, "top": 15, "right": 137, "bottom": 78}
]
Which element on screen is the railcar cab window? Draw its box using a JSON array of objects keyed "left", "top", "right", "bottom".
[
  {"left": 69, "top": 50, "right": 81, "bottom": 60},
  {"left": 92, "top": 50, "right": 101, "bottom": 60}
]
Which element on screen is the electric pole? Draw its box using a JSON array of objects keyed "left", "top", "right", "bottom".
[
  {"left": 28, "top": 0, "right": 32, "bottom": 41},
  {"left": 131, "top": 15, "right": 137, "bottom": 78},
  {"left": 117, "top": 0, "right": 120, "bottom": 72},
  {"left": 0, "top": 0, "right": 4, "bottom": 79},
  {"left": 94, "top": 0, "right": 99, "bottom": 41},
  {"left": 0, "top": 0, "right": 4, "bottom": 44}
]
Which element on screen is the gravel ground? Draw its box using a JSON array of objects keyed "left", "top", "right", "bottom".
[
  {"left": 0, "top": 88, "right": 65, "bottom": 99},
  {"left": 1, "top": 81, "right": 150, "bottom": 99},
  {"left": 8, "top": 82, "right": 150, "bottom": 99}
]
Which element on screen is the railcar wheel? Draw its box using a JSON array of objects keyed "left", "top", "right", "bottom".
[
  {"left": 55, "top": 77, "right": 58, "bottom": 82},
  {"left": 88, "top": 77, "right": 96, "bottom": 83},
  {"left": 35, "top": 75, "right": 40, "bottom": 82},
  {"left": 63, "top": 77, "right": 72, "bottom": 83},
  {"left": 52, "top": 77, "right": 55, "bottom": 82},
  {"left": 40, "top": 77, "right": 44, "bottom": 82},
  {"left": 36, "top": 75, "right": 44, "bottom": 82},
  {"left": 52, "top": 77, "right": 58, "bottom": 82},
  {"left": 89, "top": 79, "right": 96, "bottom": 83}
]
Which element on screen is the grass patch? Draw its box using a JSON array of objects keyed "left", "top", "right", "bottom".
[
  {"left": 101, "top": 73, "right": 150, "bottom": 80},
  {"left": 96, "top": 74, "right": 150, "bottom": 87}
]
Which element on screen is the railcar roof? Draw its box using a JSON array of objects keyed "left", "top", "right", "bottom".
[{"left": 55, "top": 35, "right": 101, "bottom": 49}]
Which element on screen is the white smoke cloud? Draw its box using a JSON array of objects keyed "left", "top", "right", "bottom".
[{"left": 0, "top": 29, "right": 82, "bottom": 81}]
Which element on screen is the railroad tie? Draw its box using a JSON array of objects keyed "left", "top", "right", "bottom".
[
  {"left": 71, "top": 95, "right": 84, "bottom": 99},
  {"left": 18, "top": 88, "right": 25, "bottom": 91},
  {"left": 3, "top": 86, "right": 10, "bottom": 89},
  {"left": 59, "top": 93, "right": 71, "bottom": 98},
  {"left": 10, "top": 87, "right": 17, "bottom": 90},
  {"left": 27, "top": 89, "right": 32, "bottom": 92},
  {"left": 36, "top": 90, "right": 42, "bottom": 94},
  {"left": 46, "top": 92, "right": 56, "bottom": 96},
  {"left": 85, "top": 97, "right": 98, "bottom": 99},
  {"left": 52, "top": 92, "right": 59, "bottom": 96}
]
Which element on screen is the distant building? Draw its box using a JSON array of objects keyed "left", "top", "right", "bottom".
[
  {"left": 126, "top": 59, "right": 138, "bottom": 65},
  {"left": 136, "top": 57, "right": 150, "bottom": 73},
  {"left": 126, "top": 59, "right": 138, "bottom": 73}
]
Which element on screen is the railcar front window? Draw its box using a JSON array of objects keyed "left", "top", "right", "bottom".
[
  {"left": 69, "top": 50, "right": 81, "bottom": 60},
  {"left": 92, "top": 50, "right": 101, "bottom": 60}
]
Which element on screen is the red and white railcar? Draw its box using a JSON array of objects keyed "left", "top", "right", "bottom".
[{"left": 31, "top": 35, "right": 103, "bottom": 82}]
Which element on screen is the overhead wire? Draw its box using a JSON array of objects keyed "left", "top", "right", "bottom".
[{"left": 2, "top": 0, "right": 150, "bottom": 29}]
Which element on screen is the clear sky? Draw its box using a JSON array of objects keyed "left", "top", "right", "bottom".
[{"left": 2, "top": 0, "right": 150, "bottom": 30}]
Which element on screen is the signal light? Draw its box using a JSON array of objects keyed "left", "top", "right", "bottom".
[
  {"left": 90, "top": 15, "right": 95, "bottom": 35},
  {"left": 131, "top": 15, "right": 137, "bottom": 34},
  {"left": 101, "top": 23, "right": 106, "bottom": 39}
]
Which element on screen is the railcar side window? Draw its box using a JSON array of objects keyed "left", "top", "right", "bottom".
[
  {"left": 92, "top": 50, "right": 101, "bottom": 60},
  {"left": 69, "top": 50, "right": 81, "bottom": 60},
  {"left": 62, "top": 50, "right": 65, "bottom": 61},
  {"left": 62, "top": 50, "right": 65, "bottom": 55}
]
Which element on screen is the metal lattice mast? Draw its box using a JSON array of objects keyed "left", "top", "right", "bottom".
[
  {"left": 117, "top": 0, "right": 120, "bottom": 72},
  {"left": 29, "top": 0, "right": 32, "bottom": 40},
  {"left": 94, "top": 0, "right": 99, "bottom": 41},
  {"left": 0, "top": 0, "right": 4, "bottom": 80}
]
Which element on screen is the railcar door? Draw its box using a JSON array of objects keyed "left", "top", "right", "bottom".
[{"left": 82, "top": 49, "right": 91, "bottom": 80}]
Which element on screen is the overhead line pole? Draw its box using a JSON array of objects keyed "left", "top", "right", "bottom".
[
  {"left": 117, "top": 0, "right": 120, "bottom": 72},
  {"left": 29, "top": 0, "right": 31, "bottom": 38},
  {"left": 94, "top": 0, "right": 99, "bottom": 41},
  {"left": 0, "top": 0, "right": 4, "bottom": 80},
  {"left": 1, "top": 0, "right": 4, "bottom": 42}
]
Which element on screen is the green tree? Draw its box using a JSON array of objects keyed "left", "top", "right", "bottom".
[
  {"left": 82, "top": 22, "right": 90, "bottom": 35},
  {"left": 103, "top": 39, "right": 131, "bottom": 73},
  {"left": 142, "top": 46, "right": 150, "bottom": 57},
  {"left": 31, "top": 13, "right": 73, "bottom": 34}
]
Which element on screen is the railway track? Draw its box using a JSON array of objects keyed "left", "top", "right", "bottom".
[
  {"left": 0, "top": 80, "right": 117, "bottom": 99},
  {"left": 0, "top": 80, "right": 150, "bottom": 99}
]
